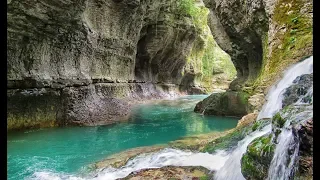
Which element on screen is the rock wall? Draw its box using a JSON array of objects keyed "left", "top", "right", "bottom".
[
  {"left": 204, "top": 0, "right": 268, "bottom": 90},
  {"left": 7, "top": 0, "right": 212, "bottom": 130},
  {"left": 196, "top": 0, "right": 312, "bottom": 116},
  {"left": 241, "top": 73, "right": 313, "bottom": 179},
  {"left": 7, "top": 0, "right": 197, "bottom": 87},
  {"left": 7, "top": 0, "right": 236, "bottom": 130}
]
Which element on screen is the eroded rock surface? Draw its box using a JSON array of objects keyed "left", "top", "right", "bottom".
[
  {"left": 7, "top": 0, "right": 211, "bottom": 130},
  {"left": 194, "top": 91, "right": 250, "bottom": 117},
  {"left": 119, "top": 166, "right": 212, "bottom": 180},
  {"left": 204, "top": 0, "right": 268, "bottom": 90},
  {"left": 241, "top": 73, "right": 313, "bottom": 179},
  {"left": 282, "top": 73, "right": 313, "bottom": 107},
  {"left": 196, "top": 0, "right": 312, "bottom": 117}
]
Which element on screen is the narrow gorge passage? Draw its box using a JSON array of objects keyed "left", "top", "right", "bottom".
[
  {"left": 32, "top": 56, "right": 312, "bottom": 180},
  {"left": 7, "top": 95, "right": 238, "bottom": 180},
  {"left": 7, "top": 0, "right": 313, "bottom": 179}
]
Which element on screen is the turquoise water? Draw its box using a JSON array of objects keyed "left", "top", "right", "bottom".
[{"left": 7, "top": 95, "right": 239, "bottom": 180}]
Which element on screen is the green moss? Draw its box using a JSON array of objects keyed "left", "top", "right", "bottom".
[
  {"left": 238, "top": 92, "right": 250, "bottom": 105},
  {"left": 7, "top": 112, "right": 58, "bottom": 131},
  {"left": 253, "top": 0, "right": 312, "bottom": 89},
  {"left": 247, "top": 134, "right": 274, "bottom": 155},
  {"left": 251, "top": 120, "right": 270, "bottom": 132},
  {"left": 272, "top": 112, "right": 286, "bottom": 128},
  {"left": 241, "top": 134, "right": 275, "bottom": 179},
  {"left": 241, "top": 154, "right": 261, "bottom": 178},
  {"left": 201, "top": 124, "right": 250, "bottom": 153},
  {"left": 200, "top": 175, "right": 209, "bottom": 180},
  {"left": 177, "top": 0, "right": 236, "bottom": 92}
]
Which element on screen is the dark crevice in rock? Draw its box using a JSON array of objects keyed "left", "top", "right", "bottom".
[{"left": 204, "top": 0, "right": 268, "bottom": 90}]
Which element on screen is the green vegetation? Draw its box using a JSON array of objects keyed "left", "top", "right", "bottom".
[
  {"left": 254, "top": 0, "right": 313, "bottom": 89},
  {"left": 247, "top": 134, "right": 274, "bottom": 156},
  {"left": 251, "top": 119, "right": 270, "bottom": 131},
  {"left": 201, "top": 124, "right": 251, "bottom": 153},
  {"left": 174, "top": 0, "right": 236, "bottom": 92},
  {"left": 176, "top": 0, "right": 209, "bottom": 29},
  {"left": 272, "top": 112, "right": 286, "bottom": 128},
  {"left": 241, "top": 134, "right": 275, "bottom": 179},
  {"left": 238, "top": 91, "right": 250, "bottom": 105},
  {"left": 200, "top": 175, "right": 210, "bottom": 180}
]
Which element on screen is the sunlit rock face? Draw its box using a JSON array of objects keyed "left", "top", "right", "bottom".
[
  {"left": 197, "top": 0, "right": 312, "bottom": 116},
  {"left": 7, "top": 0, "right": 197, "bottom": 87},
  {"left": 204, "top": 0, "right": 269, "bottom": 90},
  {"left": 7, "top": 0, "right": 201, "bottom": 129}
]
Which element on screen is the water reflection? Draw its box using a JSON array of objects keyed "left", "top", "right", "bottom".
[{"left": 7, "top": 95, "right": 238, "bottom": 180}]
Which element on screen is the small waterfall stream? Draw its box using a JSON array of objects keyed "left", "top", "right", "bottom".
[
  {"left": 267, "top": 91, "right": 313, "bottom": 180},
  {"left": 257, "top": 56, "right": 313, "bottom": 120},
  {"left": 214, "top": 124, "right": 271, "bottom": 180},
  {"left": 213, "top": 56, "right": 313, "bottom": 180},
  {"left": 29, "top": 56, "right": 313, "bottom": 180}
]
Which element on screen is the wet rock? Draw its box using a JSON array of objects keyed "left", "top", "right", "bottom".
[
  {"left": 7, "top": 83, "right": 180, "bottom": 130},
  {"left": 293, "top": 118, "right": 313, "bottom": 178},
  {"left": 241, "top": 134, "right": 275, "bottom": 180},
  {"left": 282, "top": 74, "right": 313, "bottom": 107},
  {"left": 194, "top": 91, "right": 250, "bottom": 117},
  {"left": 119, "top": 166, "right": 212, "bottom": 180},
  {"left": 95, "top": 145, "right": 167, "bottom": 169},
  {"left": 237, "top": 112, "right": 258, "bottom": 128},
  {"left": 59, "top": 85, "right": 132, "bottom": 126},
  {"left": 204, "top": 0, "right": 268, "bottom": 89},
  {"left": 7, "top": 88, "right": 61, "bottom": 130}
]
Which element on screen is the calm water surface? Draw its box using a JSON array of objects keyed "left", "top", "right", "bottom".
[{"left": 7, "top": 95, "right": 239, "bottom": 180}]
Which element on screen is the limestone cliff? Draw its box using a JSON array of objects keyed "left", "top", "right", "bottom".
[
  {"left": 195, "top": 0, "right": 313, "bottom": 116},
  {"left": 7, "top": 0, "right": 234, "bottom": 130}
]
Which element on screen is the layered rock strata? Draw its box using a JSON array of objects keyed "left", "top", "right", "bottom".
[{"left": 7, "top": 0, "right": 202, "bottom": 130}]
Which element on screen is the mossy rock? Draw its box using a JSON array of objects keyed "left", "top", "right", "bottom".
[
  {"left": 254, "top": 0, "right": 313, "bottom": 90},
  {"left": 120, "top": 166, "right": 212, "bottom": 180},
  {"left": 195, "top": 91, "right": 250, "bottom": 117},
  {"left": 201, "top": 128, "right": 246, "bottom": 153},
  {"left": 201, "top": 121, "right": 253, "bottom": 153},
  {"left": 201, "top": 118, "right": 271, "bottom": 153},
  {"left": 272, "top": 112, "right": 286, "bottom": 128},
  {"left": 251, "top": 119, "right": 271, "bottom": 132},
  {"left": 241, "top": 134, "right": 275, "bottom": 180}
]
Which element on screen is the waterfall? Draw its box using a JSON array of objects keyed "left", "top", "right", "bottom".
[
  {"left": 267, "top": 129, "right": 300, "bottom": 180},
  {"left": 214, "top": 124, "right": 271, "bottom": 180},
  {"left": 30, "top": 149, "right": 230, "bottom": 180},
  {"left": 213, "top": 56, "right": 313, "bottom": 180},
  {"left": 267, "top": 89, "right": 313, "bottom": 180},
  {"left": 92, "top": 149, "right": 229, "bottom": 180},
  {"left": 30, "top": 56, "right": 313, "bottom": 180},
  {"left": 257, "top": 56, "right": 313, "bottom": 120}
]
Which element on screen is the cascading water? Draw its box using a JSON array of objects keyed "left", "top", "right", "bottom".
[
  {"left": 93, "top": 149, "right": 229, "bottom": 180},
  {"left": 257, "top": 56, "right": 313, "bottom": 120},
  {"left": 267, "top": 91, "right": 313, "bottom": 180},
  {"left": 267, "top": 129, "right": 300, "bottom": 180},
  {"left": 29, "top": 149, "right": 230, "bottom": 180},
  {"left": 213, "top": 56, "right": 313, "bottom": 180},
  {"left": 29, "top": 56, "right": 313, "bottom": 180},
  {"left": 214, "top": 124, "right": 271, "bottom": 180}
]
